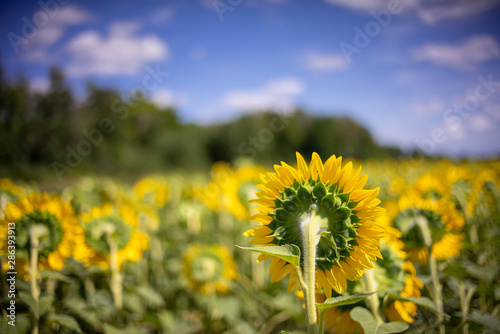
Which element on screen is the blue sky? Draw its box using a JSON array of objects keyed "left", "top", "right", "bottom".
[{"left": 1, "top": 0, "right": 500, "bottom": 157}]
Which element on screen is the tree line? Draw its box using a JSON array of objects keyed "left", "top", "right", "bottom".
[{"left": 0, "top": 65, "right": 401, "bottom": 180}]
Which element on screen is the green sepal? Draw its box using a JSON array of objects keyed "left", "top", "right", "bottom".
[
  {"left": 316, "top": 231, "right": 339, "bottom": 262},
  {"left": 312, "top": 182, "right": 327, "bottom": 199}
]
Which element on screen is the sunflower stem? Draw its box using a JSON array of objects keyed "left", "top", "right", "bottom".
[
  {"left": 29, "top": 226, "right": 47, "bottom": 334},
  {"left": 318, "top": 310, "right": 325, "bottom": 334},
  {"left": 363, "top": 269, "right": 383, "bottom": 324},
  {"left": 416, "top": 217, "right": 445, "bottom": 334},
  {"left": 106, "top": 232, "right": 123, "bottom": 310},
  {"left": 300, "top": 206, "right": 325, "bottom": 334}
]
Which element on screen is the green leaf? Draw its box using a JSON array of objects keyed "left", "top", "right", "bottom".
[
  {"left": 18, "top": 292, "right": 53, "bottom": 319},
  {"left": 375, "top": 322, "right": 409, "bottom": 334},
  {"left": 350, "top": 307, "right": 378, "bottom": 334},
  {"left": 455, "top": 310, "right": 500, "bottom": 333},
  {"left": 350, "top": 307, "right": 409, "bottom": 334},
  {"left": 236, "top": 244, "right": 301, "bottom": 267},
  {"left": 46, "top": 314, "right": 83, "bottom": 333},
  {"left": 123, "top": 292, "right": 144, "bottom": 314},
  {"left": 316, "top": 292, "right": 374, "bottom": 313},
  {"left": 463, "top": 262, "right": 499, "bottom": 283},
  {"left": 63, "top": 298, "right": 102, "bottom": 330},
  {"left": 387, "top": 293, "right": 444, "bottom": 315},
  {"left": 136, "top": 285, "right": 165, "bottom": 309},
  {"left": 38, "top": 270, "right": 71, "bottom": 282},
  {"left": 38, "top": 295, "right": 54, "bottom": 318}
]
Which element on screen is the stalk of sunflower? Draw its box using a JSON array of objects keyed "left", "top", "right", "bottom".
[
  {"left": 385, "top": 171, "right": 465, "bottom": 334},
  {"left": 242, "top": 152, "right": 386, "bottom": 333},
  {"left": 73, "top": 203, "right": 149, "bottom": 309},
  {"left": 0, "top": 192, "right": 81, "bottom": 334}
]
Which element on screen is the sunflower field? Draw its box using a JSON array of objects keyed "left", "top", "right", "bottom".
[{"left": 1, "top": 153, "right": 500, "bottom": 334}]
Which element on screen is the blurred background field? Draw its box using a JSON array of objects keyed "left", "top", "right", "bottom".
[{"left": 1, "top": 0, "right": 500, "bottom": 333}]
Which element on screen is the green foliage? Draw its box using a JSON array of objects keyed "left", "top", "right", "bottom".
[
  {"left": 455, "top": 310, "right": 500, "bottom": 333},
  {"left": 385, "top": 293, "right": 444, "bottom": 315},
  {"left": 0, "top": 64, "right": 400, "bottom": 180},
  {"left": 316, "top": 292, "right": 375, "bottom": 313},
  {"left": 45, "top": 314, "right": 83, "bottom": 333},
  {"left": 237, "top": 245, "right": 301, "bottom": 267}
]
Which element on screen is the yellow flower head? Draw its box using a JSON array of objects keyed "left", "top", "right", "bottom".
[
  {"left": 323, "top": 307, "right": 364, "bottom": 334},
  {"left": 373, "top": 235, "right": 423, "bottom": 324},
  {"left": 74, "top": 204, "right": 149, "bottom": 269},
  {"left": 133, "top": 176, "right": 170, "bottom": 208},
  {"left": 0, "top": 178, "right": 23, "bottom": 198},
  {"left": 395, "top": 186, "right": 464, "bottom": 264},
  {"left": 0, "top": 192, "right": 81, "bottom": 277},
  {"left": 197, "top": 162, "right": 265, "bottom": 220},
  {"left": 386, "top": 261, "right": 423, "bottom": 323},
  {"left": 244, "top": 152, "right": 386, "bottom": 296},
  {"left": 182, "top": 244, "right": 238, "bottom": 295}
]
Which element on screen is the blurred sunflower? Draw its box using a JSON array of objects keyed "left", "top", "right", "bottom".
[
  {"left": 197, "top": 162, "right": 265, "bottom": 220},
  {"left": 395, "top": 187, "right": 464, "bottom": 264},
  {"left": 244, "top": 152, "right": 385, "bottom": 296},
  {"left": 385, "top": 261, "right": 423, "bottom": 323},
  {"left": 323, "top": 306, "right": 364, "bottom": 334},
  {"left": 74, "top": 204, "right": 149, "bottom": 269},
  {"left": 0, "top": 178, "right": 24, "bottom": 215},
  {"left": 0, "top": 178, "right": 23, "bottom": 197},
  {"left": 182, "top": 244, "right": 238, "bottom": 295},
  {"left": 133, "top": 176, "right": 170, "bottom": 208},
  {"left": 0, "top": 192, "right": 81, "bottom": 277}
]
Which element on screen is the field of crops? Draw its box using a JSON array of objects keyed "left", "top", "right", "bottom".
[{"left": 1, "top": 153, "right": 500, "bottom": 334}]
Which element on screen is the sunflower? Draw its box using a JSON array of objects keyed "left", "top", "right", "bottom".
[
  {"left": 0, "top": 192, "right": 81, "bottom": 277},
  {"left": 197, "top": 162, "right": 265, "bottom": 220},
  {"left": 385, "top": 261, "right": 423, "bottom": 323},
  {"left": 370, "top": 222, "right": 423, "bottom": 325},
  {"left": 244, "top": 152, "right": 385, "bottom": 297},
  {"left": 0, "top": 178, "right": 24, "bottom": 216},
  {"left": 74, "top": 204, "right": 149, "bottom": 269},
  {"left": 182, "top": 244, "right": 238, "bottom": 295},
  {"left": 323, "top": 306, "right": 364, "bottom": 334},
  {"left": 133, "top": 176, "right": 170, "bottom": 208},
  {"left": 396, "top": 188, "right": 464, "bottom": 264}
]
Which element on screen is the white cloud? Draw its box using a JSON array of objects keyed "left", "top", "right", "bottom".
[
  {"left": 323, "top": 0, "right": 391, "bottom": 11},
  {"left": 484, "top": 102, "right": 500, "bottom": 120},
  {"left": 323, "top": 0, "right": 500, "bottom": 25},
  {"left": 222, "top": 77, "right": 304, "bottom": 111},
  {"left": 65, "top": 22, "right": 169, "bottom": 76},
  {"left": 444, "top": 122, "right": 465, "bottom": 140},
  {"left": 417, "top": 0, "right": 500, "bottom": 25},
  {"left": 470, "top": 114, "right": 495, "bottom": 132},
  {"left": 151, "top": 88, "right": 189, "bottom": 108},
  {"left": 410, "top": 97, "right": 445, "bottom": 115},
  {"left": 303, "top": 52, "right": 349, "bottom": 71},
  {"left": 411, "top": 35, "right": 500, "bottom": 71},
  {"left": 21, "top": 5, "right": 90, "bottom": 60}
]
